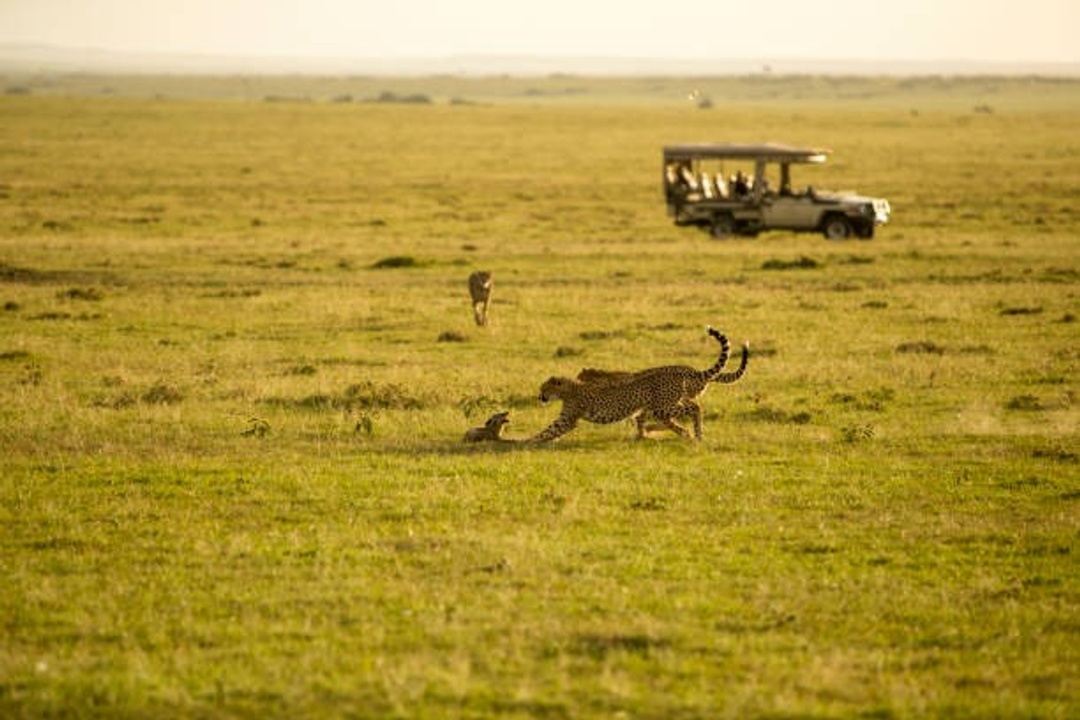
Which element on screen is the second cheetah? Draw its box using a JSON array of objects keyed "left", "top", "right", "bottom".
[
  {"left": 528, "top": 327, "right": 749, "bottom": 443},
  {"left": 468, "top": 271, "right": 493, "bottom": 326}
]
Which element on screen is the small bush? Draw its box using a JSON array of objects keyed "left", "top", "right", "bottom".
[
  {"left": 1005, "top": 395, "right": 1043, "bottom": 411},
  {"left": 1032, "top": 447, "right": 1077, "bottom": 463},
  {"left": 0, "top": 350, "right": 31, "bottom": 361},
  {"left": 5, "top": 85, "right": 31, "bottom": 96},
  {"left": 266, "top": 382, "right": 423, "bottom": 412},
  {"left": 57, "top": 287, "right": 104, "bottom": 301},
  {"left": 841, "top": 424, "right": 875, "bottom": 443},
  {"left": 554, "top": 346, "right": 583, "bottom": 358},
  {"left": 742, "top": 405, "right": 811, "bottom": 424},
  {"left": 999, "top": 306, "right": 1042, "bottom": 316},
  {"left": 141, "top": 383, "right": 184, "bottom": 405},
  {"left": 354, "top": 412, "right": 376, "bottom": 437},
  {"left": 241, "top": 417, "right": 270, "bottom": 437},
  {"left": 437, "top": 330, "right": 467, "bottom": 343},
  {"left": 896, "top": 341, "right": 944, "bottom": 355},
  {"left": 579, "top": 330, "right": 625, "bottom": 341},
  {"left": 3, "top": 301, "right": 20, "bottom": 311},
  {"left": 368, "top": 91, "right": 432, "bottom": 105},
  {"left": 762, "top": 256, "right": 820, "bottom": 270},
  {"left": 371, "top": 255, "right": 419, "bottom": 269},
  {"left": 629, "top": 497, "right": 668, "bottom": 511}
]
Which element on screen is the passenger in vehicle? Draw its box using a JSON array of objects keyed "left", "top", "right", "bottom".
[{"left": 732, "top": 171, "right": 749, "bottom": 198}]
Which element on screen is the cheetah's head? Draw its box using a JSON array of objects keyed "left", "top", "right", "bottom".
[{"left": 538, "top": 376, "right": 576, "bottom": 403}]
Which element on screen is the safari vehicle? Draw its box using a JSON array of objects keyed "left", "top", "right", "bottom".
[{"left": 663, "top": 143, "right": 891, "bottom": 240}]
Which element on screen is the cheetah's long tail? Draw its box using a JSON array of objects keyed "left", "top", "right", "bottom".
[
  {"left": 700, "top": 326, "right": 732, "bottom": 381},
  {"left": 714, "top": 341, "right": 749, "bottom": 384}
]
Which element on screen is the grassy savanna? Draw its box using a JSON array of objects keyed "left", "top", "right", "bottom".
[{"left": 1, "top": 79, "right": 1078, "bottom": 717}]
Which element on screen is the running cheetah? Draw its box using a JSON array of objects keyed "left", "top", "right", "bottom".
[
  {"left": 528, "top": 327, "right": 748, "bottom": 443},
  {"left": 575, "top": 367, "right": 699, "bottom": 436},
  {"left": 468, "top": 271, "right": 493, "bottom": 326}
]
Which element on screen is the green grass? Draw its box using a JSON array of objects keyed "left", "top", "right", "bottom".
[{"left": 0, "top": 81, "right": 1078, "bottom": 717}]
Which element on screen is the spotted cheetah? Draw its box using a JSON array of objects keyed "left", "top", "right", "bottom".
[
  {"left": 528, "top": 327, "right": 749, "bottom": 443},
  {"left": 463, "top": 410, "right": 511, "bottom": 442},
  {"left": 575, "top": 367, "right": 700, "bottom": 436},
  {"left": 468, "top": 271, "right": 493, "bottom": 326}
]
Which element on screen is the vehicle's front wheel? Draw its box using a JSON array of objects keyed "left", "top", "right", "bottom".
[
  {"left": 823, "top": 215, "right": 853, "bottom": 240},
  {"left": 710, "top": 213, "right": 736, "bottom": 239}
]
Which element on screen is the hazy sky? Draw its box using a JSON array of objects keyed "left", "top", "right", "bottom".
[{"left": 1, "top": 0, "right": 1078, "bottom": 63}]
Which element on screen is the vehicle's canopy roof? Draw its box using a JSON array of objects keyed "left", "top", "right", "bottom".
[{"left": 663, "top": 143, "right": 829, "bottom": 163}]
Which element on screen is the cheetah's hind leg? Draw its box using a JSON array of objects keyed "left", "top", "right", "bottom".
[
  {"left": 634, "top": 412, "right": 649, "bottom": 439},
  {"left": 654, "top": 414, "right": 693, "bottom": 439}
]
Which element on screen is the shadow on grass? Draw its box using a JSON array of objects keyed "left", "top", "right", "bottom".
[{"left": 374, "top": 433, "right": 706, "bottom": 458}]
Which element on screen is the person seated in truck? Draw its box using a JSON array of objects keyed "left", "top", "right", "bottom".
[
  {"left": 732, "top": 170, "right": 749, "bottom": 197},
  {"left": 666, "top": 161, "right": 696, "bottom": 199}
]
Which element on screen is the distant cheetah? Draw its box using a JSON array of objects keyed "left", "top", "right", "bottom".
[
  {"left": 529, "top": 327, "right": 749, "bottom": 442},
  {"left": 468, "top": 271, "right": 493, "bottom": 326}
]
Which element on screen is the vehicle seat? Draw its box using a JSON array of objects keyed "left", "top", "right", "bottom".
[
  {"left": 715, "top": 173, "right": 729, "bottom": 199},
  {"left": 679, "top": 166, "right": 699, "bottom": 191},
  {"left": 700, "top": 172, "right": 715, "bottom": 200}
]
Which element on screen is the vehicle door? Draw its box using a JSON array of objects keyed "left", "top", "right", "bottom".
[{"left": 762, "top": 194, "right": 820, "bottom": 229}]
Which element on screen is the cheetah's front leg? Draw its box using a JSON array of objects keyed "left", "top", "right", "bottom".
[
  {"left": 527, "top": 412, "right": 578, "bottom": 443},
  {"left": 681, "top": 400, "right": 703, "bottom": 440}
]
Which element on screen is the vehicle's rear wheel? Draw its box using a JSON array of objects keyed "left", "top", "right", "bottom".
[
  {"left": 823, "top": 215, "right": 853, "bottom": 240},
  {"left": 710, "top": 213, "right": 736, "bottom": 239}
]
